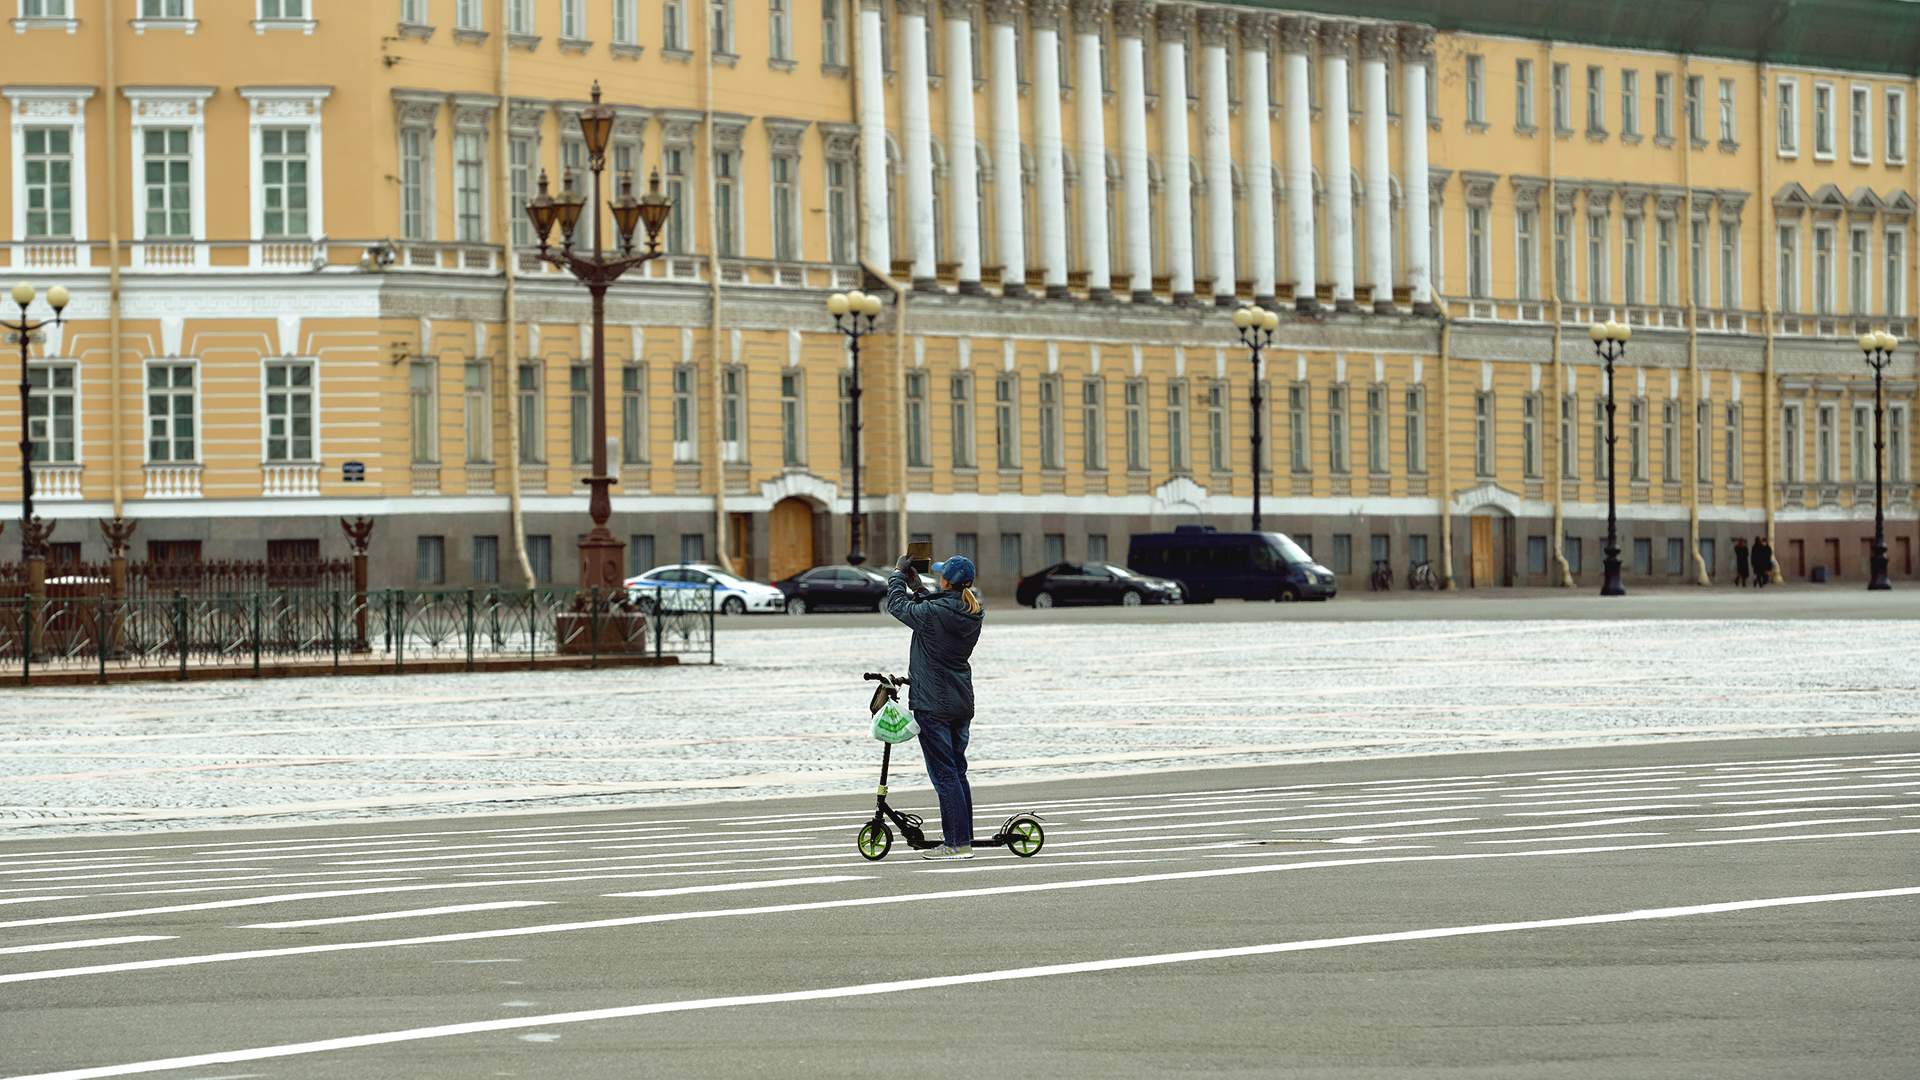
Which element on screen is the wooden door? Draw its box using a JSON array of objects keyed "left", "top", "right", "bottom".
[
  {"left": 1470, "top": 517, "right": 1493, "bottom": 588},
  {"left": 1824, "top": 537, "right": 1841, "bottom": 578},
  {"left": 768, "top": 498, "right": 815, "bottom": 583},
  {"left": 727, "top": 512, "right": 755, "bottom": 580}
]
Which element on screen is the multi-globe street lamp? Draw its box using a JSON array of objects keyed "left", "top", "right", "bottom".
[
  {"left": 826, "top": 289, "right": 886, "bottom": 566},
  {"left": 1856, "top": 329, "right": 1899, "bottom": 591},
  {"left": 5, "top": 281, "right": 69, "bottom": 560},
  {"left": 522, "top": 82, "right": 672, "bottom": 594},
  {"left": 1589, "top": 319, "right": 1632, "bottom": 597},
  {"left": 1230, "top": 303, "right": 1282, "bottom": 532}
]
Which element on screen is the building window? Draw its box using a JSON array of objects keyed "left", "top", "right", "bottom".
[
  {"left": 1516, "top": 208, "right": 1539, "bottom": 299},
  {"left": 1464, "top": 54, "right": 1485, "bottom": 126},
  {"left": 1813, "top": 225, "right": 1834, "bottom": 315},
  {"left": 1654, "top": 72, "right": 1672, "bottom": 140},
  {"left": 1813, "top": 82, "right": 1834, "bottom": 158},
  {"left": 1816, "top": 403, "right": 1836, "bottom": 483},
  {"left": 1522, "top": 394, "right": 1540, "bottom": 478},
  {"left": 258, "top": 127, "right": 310, "bottom": 239},
  {"left": 1628, "top": 398, "right": 1647, "bottom": 481},
  {"left": 1593, "top": 398, "right": 1609, "bottom": 480},
  {"left": 143, "top": 363, "right": 197, "bottom": 463},
  {"left": 1082, "top": 379, "right": 1106, "bottom": 471},
  {"left": 1207, "top": 382, "right": 1230, "bottom": 473},
  {"left": 1717, "top": 79, "right": 1736, "bottom": 144},
  {"left": 767, "top": 0, "right": 792, "bottom": 61},
  {"left": 999, "top": 532, "right": 1021, "bottom": 577},
  {"left": 416, "top": 536, "right": 446, "bottom": 585},
  {"left": 1560, "top": 394, "right": 1577, "bottom": 479},
  {"left": 1696, "top": 400, "right": 1712, "bottom": 483},
  {"left": 1288, "top": 384, "right": 1309, "bottom": 474},
  {"left": 1327, "top": 385, "right": 1347, "bottom": 474},
  {"left": 950, "top": 374, "right": 976, "bottom": 468},
  {"left": 903, "top": 370, "right": 927, "bottom": 468},
  {"left": 1665, "top": 537, "right": 1684, "bottom": 576},
  {"left": 1622, "top": 215, "right": 1642, "bottom": 303},
  {"left": 1777, "top": 79, "right": 1799, "bottom": 155},
  {"left": 1553, "top": 210, "right": 1574, "bottom": 300},
  {"left": 1365, "top": 385, "right": 1386, "bottom": 474},
  {"left": 264, "top": 361, "right": 315, "bottom": 463},
  {"left": 454, "top": 131, "right": 486, "bottom": 242},
  {"left": 1514, "top": 59, "right": 1534, "bottom": 129},
  {"left": 671, "top": 365, "right": 696, "bottom": 461},
  {"left": 1466, "top": 205, "right": 1489, "bottom": 298},
  {"left": 561, "top": 0, "right": 583, "bottom": 39},
  {"left": 1527, "top": 535, "right": 1548, "bottom": 575},
  {"left": 258, "top": 0, "right": 308, "bottom": 20},
  {"left": 771, "top": 154, "right": 799, "bottom": 261},
  {"left": 568, "top": 365, "right": 591, "bottom": 465},
  {"left": 1166, "top": 381, "right": 1189, "bottom": 473},
  {"left": 22, "top": 127, "right": 74, "bottom": 239},
  {"left": 463, "top": 361, "right": 491, "bottom": 463},
  {"left": 779, "top": 367, "right": 802, "bottom": 465},
  {"left": 663, "top": 145, "right": 690, "bottom": 254},
  {"left": 141, "top": 0, "right": 189, "bottom": 14},
  {"left": 710, "top": 0, "right": 734, "bottom": 54},
  {"left": 1720, "top": 221, "right": 1739, "bottom": 309},
  {"left": 1564, "top": 536, "right": 1582, "bottom": 576},
  {"left": 1038, "top": 376, "right": 1063, "bottom": 470},
  {"left": 721, "top": 367, "right": 744, "bottom": 462},
  {"left": 1688, "top": 218, "right": 1705, "bottom": 306},
  {"left": 713, "top": 149, "right": 740, "bottom": 257},
  {"left": 1587, "top": 212, "right": 1609, "bottom": 304},
  {"left": 1551, "top": 62, "right": 1570, "bottom": 132},
  {"left": 1889, "top": 405, "right": 1909, "bottom": 482},
  {"left": 1849, "top": 84, "right": 1870, "bottom": 162},
  {"left": 1404, "top": 387, "right": 1425, "bottom": 474},
  {"left": 505, "top": 0, "right": 531, "bottom": 34},
  {"left": 662, "top": 0, "right": 687, "bottom": 50},
  {"left": 409, "top": 359, "right": 437, "bottom": 464},
  {"left": 457, "top": 0, "right": 482, "bottom": 30},
  {"left": 821, "top": 0, "right": 843, "bottom": 66},
  {"left": 612, "top": 0, "right": 636, "bottom": 44},
  {"left": 1656, "top": 218, "right": 1675, "bottom": 306},
  {"left": 1724, "top": 402, "right": 1741, "bottom": 485},
  {"left": 1620, "top": 70, "right": 1639, "bottom": 138},
  {"left": 142, "top": 128, "right": 193, "bottom": 239},
  {"left": 1853, "top": 404, "right": 1873, "bottom": 481},
  {"left": 1888, "top": 89, "right": 1908, "bottom": 164},
  {"left": 618, "top": 365, "right": 647, "bottom": 465},
  {"left": 1473, "top": 392, "right": 1493, "bottom": 477},
  {"left": 527, "top": 534, "right": 553, "bottom": 583},
  {"left": 517, "top": 363, "right": 544, "bottom": 464},
  {"left": 1585, "top": 65, "right": 1604, "bottom": 134},
  {"left": 1781, "top": 402, "right": 1803, "bottom": 483},
  {"left": 400, "top": 126, "right": 431, "bottom": 240},
  {"left": 472, "top": 535, "right": 500, "bottom": 584},
  {"left": 1661, "top": 399, "right": 1678, "bottom": 483},
  {"left": 25, "top": 364, "right": 76, "bottom": 464},
  {"left": 1120, "top": 379, "right": 1146, "bottom": 472},
  {"left": 508, "top": 136, "right": 535, "bottom": 247},
  {"left": 1685, "top": 75, "right": 1704, "bottom": 142},
  {"left": 980, "top": 373, "right": 1014, "bottom": 470},
  {"left": 826, "top": 157, "right": 853, "bottom": 263},
  {"left": 1888, "top": 230, "right": 1906, "bottom": 317},
  {"left": 1330, "top": 534, "right": 1352, "bottom": 575},
  {"left": 1850, "top": 226, "right": 1870, "bottom": 315}
]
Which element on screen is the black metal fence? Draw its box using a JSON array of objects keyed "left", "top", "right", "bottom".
[{"left": 0, "top": 584, "right": 715, "bottom": 683}]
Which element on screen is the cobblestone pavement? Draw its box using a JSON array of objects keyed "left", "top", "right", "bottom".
[{"left": 2, "top": 613, "right": 1917, "bottom": 833}]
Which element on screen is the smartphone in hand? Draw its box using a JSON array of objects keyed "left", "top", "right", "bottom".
[{"left": 907, "top": 541, "right": 933, "bottom": 573}]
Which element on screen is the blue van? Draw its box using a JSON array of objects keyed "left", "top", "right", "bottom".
[{"left": 1127, "top": 526, "right": 1337, "bottom": 602}]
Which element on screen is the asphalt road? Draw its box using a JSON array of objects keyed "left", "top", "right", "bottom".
[{"left": 2, "top": 733, "right": 1915, "bottom": 1079}]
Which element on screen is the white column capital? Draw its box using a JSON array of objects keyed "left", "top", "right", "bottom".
[
  {"left": 1357, "top": 23, "right": 1396, "bottom": 62},
  {"left": 1316, "top": 19, "right": 1357, "bottom": 53},
  {"left": 1070, "top": 0, "right": 1111, "bottom": 24},
  {"left": 1194, "top": 6, "right": 1234, "bottom": 47},
  {"left": 1112, "top": 0, "right": 1152, "bottom": 39},
  {"left": 1238, "top": 11, "right": 1277, "bottom": 51},
  {"left": 1154, "top": 3, "right": 1192, "bottom": 37},
  {"left": 985, "top": 0, "right": 1026, "bottom": 26},
  {"left": 1278, "top": 15, "right": 1315, "bottom": 54},
  {"left": 1027, "top": 0, "right": 1065, "bottom": 31},
  {"left": 1398, "top": 24, "right": 1435, "bottom": 64}
]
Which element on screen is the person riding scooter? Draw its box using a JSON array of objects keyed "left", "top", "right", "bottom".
[{"left": 885, "top": 552, "right": 984, "bottom": 861}]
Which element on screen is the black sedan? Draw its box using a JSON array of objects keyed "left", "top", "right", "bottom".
[
  {"left": 1015, "top": 562, "right": 1184, "bottom": 608},
  {"left": 775, "top": 565, "right": 891, "bottom": 613}
]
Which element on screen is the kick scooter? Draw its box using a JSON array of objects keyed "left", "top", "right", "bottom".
[{"left": 854, "top": 672, "right": 1045, "bottom": 861}]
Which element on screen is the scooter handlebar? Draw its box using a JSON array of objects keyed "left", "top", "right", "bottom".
[{"left": 862, "top": 672, "right": 909, "bottom": 685}]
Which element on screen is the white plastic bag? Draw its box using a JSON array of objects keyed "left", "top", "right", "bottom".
[{"left": 870, "top": 699, "right": 921, "bottom": 743}]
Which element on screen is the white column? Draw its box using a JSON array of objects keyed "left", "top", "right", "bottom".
[
  {"left": 945, "top": 1, "right": 984, "bottom": 292},
  {"left": 1280, "top": 16, "right": 1315, "bottom": 311},
  {"left": 1074, "top": 0, "right": 1114, "bottom": 300},
  {"left": 1114, "top": 0, "right": 1153, "bottom": 301},
  {"left": 900, "top": 0, "right": 937, "bottom": 288},
  {"left": 1197, "top": 7, "right": 1235, "bottom": 305},
  {"left": 1360, "top": 24, "right": 1394, "bottom": 312},
  {"left": 1158, "top": 3, "right": 1194, "bottom": 303},
  {"left": 1031, "top": 0, "right": 1070, "bottom": 298},
  {"left": 988, "top": 0, "right": 1028, "bottom": 296},
  {"left": 857, "top": 0, "right": 890, "bottom": 269},
  {"left": 1401, "top": 26, "right": 1435, "bottom": 313},
  {"left": 1320, "top": 20, "right": 1356, "bottom": 311},
  {"left": 1240, "top": 14, "right": 1277, "bottom": 306}
]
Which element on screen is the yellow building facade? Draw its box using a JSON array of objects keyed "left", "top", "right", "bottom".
[{"left": 1, "top": 0, "right": 1915, "bottom": 592}]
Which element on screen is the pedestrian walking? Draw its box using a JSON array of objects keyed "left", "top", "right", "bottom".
[
  {"left": 1752, "top": 536, "right": 1774, "bottom": 588},
  {"left": 1732, "top": 538, "right": 1750, "bottom": 587},
  {"left": 885, "top": 552, "right": 985, "bottom": 861}
]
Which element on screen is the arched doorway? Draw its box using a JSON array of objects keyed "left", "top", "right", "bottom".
[{"left": 768, "top": 497, "right": 817, "bottom": 582}]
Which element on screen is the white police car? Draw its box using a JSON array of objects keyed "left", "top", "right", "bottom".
[{"left": 624, "top": 563, "right": 787, "bottom": 616}]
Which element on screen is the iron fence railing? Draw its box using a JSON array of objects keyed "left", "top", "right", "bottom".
[{"left": 0, "top": 584, "right": 715, "bottom": 683}]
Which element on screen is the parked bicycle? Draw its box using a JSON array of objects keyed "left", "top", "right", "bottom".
[
  {"left": 1369, "top": 560, "right": 1393, "bottom": 592},
  {"left": 1408, "top": 560, "right": 1439, "bottom": 590}
]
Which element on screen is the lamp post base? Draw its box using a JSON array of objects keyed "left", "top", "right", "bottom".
[
  {"left": 1868, "top": 550, "right": 1891, "bottom": 591},
  {"left": 1600, "top": 548, "right": 1626, "bottom": 597}
]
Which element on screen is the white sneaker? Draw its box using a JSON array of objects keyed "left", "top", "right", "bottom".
[{"left": 921, "top": 844, "right": 975, "bottom": 861}]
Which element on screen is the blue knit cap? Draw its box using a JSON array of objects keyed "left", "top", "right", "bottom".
[{"left": 939, "top": 554, "right": 976, "bottom": 587}]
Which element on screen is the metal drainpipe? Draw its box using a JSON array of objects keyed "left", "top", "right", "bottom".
[
  {"left": 1683, "top": 55, "right": 1710, "bottom": 586},
  {"left": 106, "top": 0, "right": 124, "bottom": 517},
  {"left": 1435, "top": 292, "right": 1456, "bottom": 590},
  {"left": 1758, "top": 61, "right": 1777, "bottom": 549},
  {"left": 1545, "top": 39, "right": 1573, "bottom": 587},
  {"left": 498, "top": 0, "right": 534, "bottom": 586},
  {"left": 704, "top": 10, "right": 734, "bottom": 576}
]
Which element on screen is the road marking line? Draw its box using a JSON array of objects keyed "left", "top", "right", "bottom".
[
  {"left": 7, "top": 886, "right": 1916, "bottom": 1080},
  {"left": 604, "top": 875, "right": 871, "bottom": 898},
  {"left": 0, "top": 935, "right": 174, "bottom": 956},
  {"left": 1698, "top": 817, "right": 1888, "bottom": 832},
  {"left": 238, "top": 901, "right": 555, "bottom": 930},
  {"left": 1467, "top": 832, "right": 1669, "bottom": 845},
  {"left": 0, "top": 896, "right": 80, "bottom": 907},
  {"left": 5, "top": 829, "right": 1915, "bottom": 987}
]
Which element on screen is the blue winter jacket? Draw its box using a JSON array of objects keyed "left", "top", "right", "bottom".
[{"left": 885, "top": 570, "right": 983, "bottom": 721}]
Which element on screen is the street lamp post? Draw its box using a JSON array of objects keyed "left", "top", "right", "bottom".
[
  {"left": 826, "top": 289, "right": 885, "bottom": 565},
  {"left": 5, "top": 281, "right": 70, "bottom": 560},
  {"left": 1589, "top": 320, "right": 1631, "bottom": 597},
  {"left": 1231, "top": 304, "right": 1281, "bottom": 532},
  {"left": 523, "top": 82, "right": 672, "bottom": 596},
  {"left": 1857, "top": 329, "right": 1899, "bottom": 591}
]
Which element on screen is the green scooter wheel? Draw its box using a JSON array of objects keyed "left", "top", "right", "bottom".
[
  {"left": 1006, "top": 817, "right": 1044, "bottom": 858},
  {"left": 857, "top": 822, "right": 893, "bottom": 861}
]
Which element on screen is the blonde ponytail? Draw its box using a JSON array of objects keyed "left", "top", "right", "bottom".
[{"left": 960, "top": 586, "right": 982, "bottom": 615}]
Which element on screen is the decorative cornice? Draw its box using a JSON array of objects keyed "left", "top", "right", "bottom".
[
  {"left": 1584, "top": 182, "right": 1618, "bottom": 211},
  {"left": 820, "top": 121, "right": 860, "bottom": 159},
  {"left": 1461, "top": 170, "right": 1499, "bottom": 206},
  {"left": 1237, "top": 11, "right": 1276, "bottom": 50},
  {"left": 391, "top": 89, "right": 442, "bottom": 130},
  {"left": 123, "top": 85, "right": 215, "bottom": 123},
  {"left": 451, "top": 93, "right": 496, "bottom": 130},
  {"left": 659, "top": 109, "right": 703, "bottom": 146},
  {"left": 1195, "top": 7, "right": 1234, "bottom": 47},
  {"left": 1398, "top": 24, "right": 1435, "bottom": 64},
  {"left": 1154, "top": 3, "right": 1192, "bottom": 37},
  {"left": 235, "top": 86, "right": 331, "bottom": 122},
  {"left": 1553, "top": 184, "right": 1579, "bottom": 211},
  {"left": 764, "top": 117, "right": 811, "bottom": 155},
  {"left": 2, "top": 86, "right": 93, "bottom": 121},
  {"left": 1316, "top": 20, "right": 1357, "bottom": 53},
  {"left": 508, "top": 97, "right": 549, "bottom": 135},
  {"left": 985, "top": 0, "right": 1025, "bottom": 26},
  {"left": 1690, "top": 191, "right": 1716, "bottom": 219},
  {"left": 1429, "top": 167, "right": 1452, "bottom": 200},
  {"left": 1277, "top": 15, "right": 1314, "bottom": 54},
  {"left": 610, "top": 105, "right": 649, "bottom": 140},
  {"left": 1509, "top": 175, "right": 1546, "bottom": 209},
  {"left": 1112, "top": 0, "right": 1152, "bottom": 39},
  {"left": 1717, "top": 190, "right": 1750, "bottom": 221},
  {"left": 710, "top": 114, "right": 750, "bottom": 152},
  {"left": 1618, "top": 183, "right": 1652, "bottom": 216},
  {"left": 1357, "top": 23, "right": 1395, "bottom": 62},
  {"left": 1026, "top": 0, "right": 1065, "bottom": 32}
]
